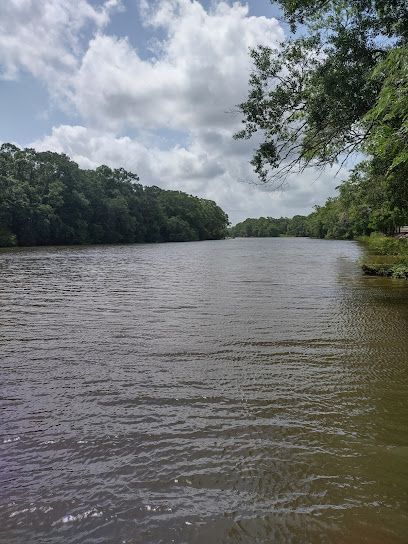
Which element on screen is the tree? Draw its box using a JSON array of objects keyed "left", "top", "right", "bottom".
[
  {"left": 273, "top": 1, "right": 408, "bottom": 40},
  {"left": 0, "top": 144, "right": 229, "bottom": 247},
  {"left": 229, "top": 216, "right": 289, "bottom": 237},
  {"left": 339, "top": 158, "right": 408, "bottom": 235},
  {"left": 286, "top": 214, "right": 308, "bottom": 236},
  {"left": 166, "top": 216, "right": 199, "bottom": 242},
  {"left": 234, "top": 1, "right": 407, "bottom": 185},
  {"left": 364, "top": 47, "right": 408, "bottom": 175}
]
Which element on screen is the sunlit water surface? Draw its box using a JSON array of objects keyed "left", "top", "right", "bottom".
[{"left": 1, "top": 238, "right": 407, "bottom": 544}]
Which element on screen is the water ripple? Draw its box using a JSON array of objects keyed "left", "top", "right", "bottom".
[{"left": 1, "top": 239, "right": 407, "bottom": 543}]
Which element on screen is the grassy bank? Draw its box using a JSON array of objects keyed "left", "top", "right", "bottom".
[{"left": 359, "top": 233, "right": 408, "bottom": 278}]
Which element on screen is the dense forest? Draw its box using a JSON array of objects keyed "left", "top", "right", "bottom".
[
  {"left": 229, "top": 215, "right": 307, "bottom": 237},
  {"left": 0, "top": 144, "right": 229, "bottom": 247},
  {"left": 235, "top": 0, "right": 408, "bottom": 239}
]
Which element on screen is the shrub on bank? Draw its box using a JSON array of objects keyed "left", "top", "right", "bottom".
[{"left": 360, "top": 233, "right": 408, "bottom": 278}]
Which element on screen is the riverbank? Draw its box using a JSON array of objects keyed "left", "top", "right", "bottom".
[{"left": 359, "top": 233, "right": 408, "bottom": 278}]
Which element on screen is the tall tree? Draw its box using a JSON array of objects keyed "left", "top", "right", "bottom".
[{"left": 234, "top": 1, "right": 408, "bottom": 185}]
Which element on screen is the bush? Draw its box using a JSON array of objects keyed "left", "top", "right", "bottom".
[
  {"left": 364, "top": 232, "right": 408, "bottom": 255},
  {"left": 0, "top": 227, "right": 17, "bottom": 247}
]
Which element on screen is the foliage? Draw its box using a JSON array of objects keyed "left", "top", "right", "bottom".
[
  {"left": 234, "top": 1, "right": 408, "bottom": 185},
  {"left": 274, "top": 0, "right": 408, "bottom": 41},
  {"left": 359, "top": 232, "right": 408, "bottom": 277},
  {"left": 365, "top": 48, "right": 408, "bottom": 173},
  {"left": 306, "top": 198, "right": 349, "bottom": 238},
  {"left": 229, "top": 215, "right": 311, "bottom": 237},
  {"left": 390, "top": 264, "right": 408, "bottom": 279},
  {"left": 362, "top": 232, "right": 408, "bottom": 255},
  {"left": 302, "top": 152, "right": 408, "bottom": 240},
  {"left": 0, "top": 144, "right": 229, "bottom": 247},
  {"left": 286, "top": 214, "right": 308, "bottom": 236}
]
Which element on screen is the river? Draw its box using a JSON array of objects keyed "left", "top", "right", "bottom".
[{"left": 1, "top": 237, "right": 407, "bottom": 543}]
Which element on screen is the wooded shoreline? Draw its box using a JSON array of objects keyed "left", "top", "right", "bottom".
[{"left": 0, "top": 144, "right": 229, "bottom": 248}]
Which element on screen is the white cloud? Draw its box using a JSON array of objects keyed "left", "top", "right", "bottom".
[
  {"left": 73, "top": 0, "right": 284, "bottom": 131},
  {"left": 0, "top": 0, "right": 121, "bottom": 97}
]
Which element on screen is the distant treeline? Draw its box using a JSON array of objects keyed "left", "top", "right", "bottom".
[
  {"left": 229, "top": 216, "right": 308, "bottom": 237},
  {"left": 230, "top": 161, "right": 408, "bottom": 240},
  {"left": 0, "top": 144, "right": 229, "bottom": 247},
  {"left": 302, "top": 160, "right": 408, "bottom": 239}
]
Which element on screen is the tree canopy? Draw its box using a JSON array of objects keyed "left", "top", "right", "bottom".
[
  {"left": 229, "top": 216, "right": 290, "bottom": 237},
  {"left": 234, "top": 0, "right": 408, "bottom": 185},
  {"left": 0, "top": 144, "right": 229, "bottom": 247}
]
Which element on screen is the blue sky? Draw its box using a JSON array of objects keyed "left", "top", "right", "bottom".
[{"left": 0, "top": 0, "right": 343, "bottom": 224}]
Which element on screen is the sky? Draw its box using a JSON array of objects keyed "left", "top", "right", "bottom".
[{"left": 0, "top": 0, "right": 347, "bottom": 225}]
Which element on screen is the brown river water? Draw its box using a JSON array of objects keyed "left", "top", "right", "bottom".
[{"left": 1, "top": 237, "right": 407, "bottom": 544}]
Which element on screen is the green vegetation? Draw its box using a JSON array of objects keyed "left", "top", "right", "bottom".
[
  {"left": 228, "top": 215, "right": 307, "bottom": 237},
  {"left": 235, "top": 1, "right": 408, "bottom": 186},
  {"left": 0, "top": 144, "right": 229, "bottom": 247},
  {"left": 360, "top": 233, "right": 408, "bottom": 278}
]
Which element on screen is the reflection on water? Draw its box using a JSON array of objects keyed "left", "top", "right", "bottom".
[{"left": 1, "top": 238, "right": 407, "bottom": 543}]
